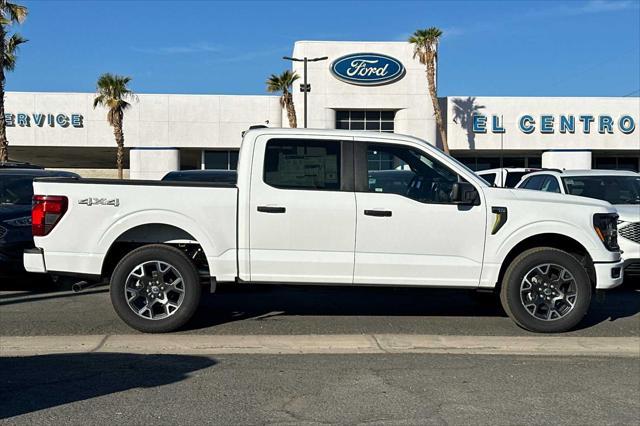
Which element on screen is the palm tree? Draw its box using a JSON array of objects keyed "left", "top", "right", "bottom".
[
  {"left": 266, "top": 70, "right": 299, "bottom": 128},
  {"left": 93, "top": 73, "right": 135, "bottom": 179},
  {"left": 0, "top": 0, "right": 28, "bottom": 164},
  {"left": 409, "top": 27, "right": 449, "bottom": 153}
]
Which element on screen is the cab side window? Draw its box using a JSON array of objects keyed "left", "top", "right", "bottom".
[
  {"left": 264, "top": 139, "right": 341, "bottom": 190},
  {"left": 366, "top": 144, "right": 462, "bottom": 204}
]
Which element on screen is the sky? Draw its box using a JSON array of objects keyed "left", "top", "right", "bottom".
[{"left": 6, "top": 0, "right": 640, "bottom": 97}]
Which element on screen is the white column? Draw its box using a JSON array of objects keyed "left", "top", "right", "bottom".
[
  {"left": 542, "top": 150, "right": 592, "bottom": 170},
  {"left": 129, "top": 148, "right": 180, "bottom": 180}
]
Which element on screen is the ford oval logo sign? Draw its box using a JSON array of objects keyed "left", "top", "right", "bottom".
[{"left": 330, "top": 53, "right": 405, "bottom": 86}]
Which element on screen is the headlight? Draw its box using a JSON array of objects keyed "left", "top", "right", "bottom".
[
  {"left": 3, "top": 216, "right": 32, "bottom": 227},
  {"left": 593, "top": 213, "right": 619, "bottom": 251}
]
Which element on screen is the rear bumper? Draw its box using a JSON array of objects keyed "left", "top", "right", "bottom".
[
  {"left": 594, "top": 260, "right": 625, "bottom": 289},
  {"left": 23, "top": 248, "right": 47, "bottom": 274}
]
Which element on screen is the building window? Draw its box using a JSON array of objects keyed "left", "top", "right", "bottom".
[
  {"left": 453, "top": 155, "right": 542, "bottom": 171},
  {"left": 593, "top": 154, "right": 640, "bottom": 172},
  {"left": 203, "top": 150, "right": 239, "bottom": 170},
  {"left": 336, "top": 110, "right": 395, "bottom": 132},
  {"left": 263, "top": 139, "right": 341, "bottom": 191}
]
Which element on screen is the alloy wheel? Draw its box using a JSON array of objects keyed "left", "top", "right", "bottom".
[
  {"left": 124, "top": 261, "right": 185, "bottom": 320},
  {"left": 519, "top": 263, "right": 578, "bottom": 321}
]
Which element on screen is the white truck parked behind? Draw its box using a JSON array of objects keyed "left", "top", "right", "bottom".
[{"left": 24, "top": 128, "right": 624, "bottom": 333}]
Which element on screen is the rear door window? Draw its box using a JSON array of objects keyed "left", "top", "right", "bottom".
[{"left": 264, "top": 139, "right": 341, "bottom": 190}]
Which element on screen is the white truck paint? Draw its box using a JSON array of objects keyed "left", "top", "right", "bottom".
[{"left": 24, "top": 129, "right": 624, "bottom": 333}]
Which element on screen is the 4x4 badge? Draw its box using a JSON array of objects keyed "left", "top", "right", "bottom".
[{"left": 78, "top": 198, "right": 120, "bottom": 207}]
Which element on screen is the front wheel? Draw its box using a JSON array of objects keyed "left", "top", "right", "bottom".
[
  {"left": 110, "top": 244, "right": 201, "bottom": 333},
  {"left": 500, "top": 247, "right": 592, "bottom": 333}
]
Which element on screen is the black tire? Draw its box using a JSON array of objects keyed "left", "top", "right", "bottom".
[
  {"left": 500, "top": 247, "right": 592, "bottom": 333},
  {"left": 110, "top": 244, "right": 201, "bottom": 333}
]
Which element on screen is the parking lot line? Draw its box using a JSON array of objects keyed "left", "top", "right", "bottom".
[{"left": 1, "top": 334, "right": 639, "bottom": 357}]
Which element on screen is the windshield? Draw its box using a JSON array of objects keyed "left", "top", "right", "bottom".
[
  {"left": 0, "top": 176, "right": 34, "bottom": 205},
  {"left": 562, "top": 175, "right": 640, "bottom": 205}
]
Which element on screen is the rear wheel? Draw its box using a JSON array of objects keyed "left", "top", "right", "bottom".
[
  {"left": 500, "top": 247, "right": 592, "bottom": 333},
  {"left": 110, "top": 244, "right": 201, "bottom": 333}
]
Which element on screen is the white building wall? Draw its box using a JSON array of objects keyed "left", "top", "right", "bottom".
[
  {"left": 290, "top": 41, "right": 438, "bottom": 145},
  {"left": 445, "top": 96, "right": 640, "bottom": 152},
  {"left": 5, "top": 92, "right": 282, "bottom": 150},
  {"left": 542, "top": 151, "right": 593, "bottom": 170}
]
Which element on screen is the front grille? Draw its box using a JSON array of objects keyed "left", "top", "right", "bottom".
[
  {"left": 619, "top": 222, "right": 640, "bottom": 244},
  {"left": 0, "top": 226, "right": 6, "bottom": 239},
  {"left": 625, "top": 262, "right": 640, "bottom": 276}
]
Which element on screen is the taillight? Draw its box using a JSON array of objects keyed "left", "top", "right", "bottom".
[{"left": 32, "top": 195, "right": 68, "bottom": 237}]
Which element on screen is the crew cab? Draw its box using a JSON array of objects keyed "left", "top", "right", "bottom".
[{"left": 24, "top": 128, "right": 624, "bottom": 333}]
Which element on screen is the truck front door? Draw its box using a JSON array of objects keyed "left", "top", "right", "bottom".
[
  {"left": 248, "top": 136, "right": 356, "bottom": 283},
  {"left": 353, "top": 138, "right": 486, "bottom": 287}
]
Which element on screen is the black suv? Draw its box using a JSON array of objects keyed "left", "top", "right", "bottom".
[{"left": 0, "top": 167, "right": 79, "bottom": 273}]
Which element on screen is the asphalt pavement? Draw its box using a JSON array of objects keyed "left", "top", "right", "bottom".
[
  {"left": 1, "top": 274, "right": 639, "bottom": 425},
  {"left": 0, "top": 277, "right": 639, "bottom": 336},
  {"left": 2, "top": 353, "right": 639, "bottom": 425}
]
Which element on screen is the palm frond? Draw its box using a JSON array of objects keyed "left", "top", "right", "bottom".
[
  {"left": 1, "top": 1, "right": 28, "bottom": 25},
  {"left": 2, "top": 31, "right": 26, "bottom": 71},
  {"left": 266, "top": 70, "right": 299, "bottom": 93},
  {"left": 93, "top": 73, "right": 136, "bottom": 126}
]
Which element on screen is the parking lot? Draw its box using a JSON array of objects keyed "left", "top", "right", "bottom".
[{"left": 1, "top": 274, "right": 639, "bottom": 424}]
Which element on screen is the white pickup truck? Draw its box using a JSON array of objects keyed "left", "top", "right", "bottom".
[{"left": 24, "top": 128, "right": 624, "bottom": 333}]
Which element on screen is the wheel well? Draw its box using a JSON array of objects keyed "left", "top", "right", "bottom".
[
  {"left": 101, "top": 224, "right": 210, "bottom": 280},
  {"left": 496, "top": 233, "right": 595, "bottom": 290}
]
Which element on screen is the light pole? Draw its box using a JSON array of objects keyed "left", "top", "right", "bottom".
[{"left": 283, "top": 55, "right": 328, "bottom": 128}]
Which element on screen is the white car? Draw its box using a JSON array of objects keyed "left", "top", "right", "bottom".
[
  {"left": 516, "top": 169, "right": 640, "bottom": 278},
  {"left": 477, "top": 168, "right": 543, "bottom": 188},
  {"left": 24, "top": 128, "right": 624, "bottom": 333}
]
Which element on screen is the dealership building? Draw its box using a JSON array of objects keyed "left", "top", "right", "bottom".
[{"left": 6, "top": 40, "right": 640, "bottom": 178}]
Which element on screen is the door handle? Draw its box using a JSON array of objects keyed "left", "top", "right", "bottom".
[
  {"left": 364, "top": 209, "right": 392, "bottom": 217},
  {"left": 257, "top": 206, "right": 286, "bottom": 214}
]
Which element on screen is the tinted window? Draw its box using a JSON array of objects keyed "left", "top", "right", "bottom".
[
  {"left": 522, "top": 175, "right": 547, "bottom": 190},
  {"left": 0, "top": 176, "right": 34, "bottom": 205},
  {"left": 366, "top": 144, "right": 461, "bottom": 203},
  {"left": 562, "top": 175, "right": 640, "bottom": 205},
  {"left": 264, "top": 139, "right": 341, "bottom": 190},
  {"left": 505, "top": 171, "right": 530, "bottom": 188},
  {"left": 540, "top": 176, "right": 561, "bottom": 193},
  {"left": 479, "top": 173, "right": 496, "bottom": 185},
  {"left": 162, "top": 171, "right": 237, "bottom": 183}
]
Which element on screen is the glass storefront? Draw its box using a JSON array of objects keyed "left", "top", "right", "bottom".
[
  {"left": 593, "top": 153, "right": 640, "bottom": 172},
  {"left": 452, "top": 154, "right": 542, "bottom": 171},
  {"left": 203, "top": 150, "right": 239, "bottom": 170}
]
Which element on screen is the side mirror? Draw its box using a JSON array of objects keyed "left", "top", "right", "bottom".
[{"left": 451, "top": 182, "right": 480, "bottom": 205}]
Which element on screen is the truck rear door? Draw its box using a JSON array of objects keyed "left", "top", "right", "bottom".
[{"left": 248, "top": 135, "right": 356, "bottom": 283}]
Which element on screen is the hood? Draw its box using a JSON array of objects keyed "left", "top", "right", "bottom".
[
  {"left": 613, "top": 204, "right": 640, "bottom": 222},
  {"left": 485, "top": 187, "right": 615, "bottom": 211},
  {"left": 0, "top": 204, "right": 32, "bottom": 222}
]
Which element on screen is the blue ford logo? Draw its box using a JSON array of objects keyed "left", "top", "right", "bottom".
[{"left": 331, "top": 53, "right": 405, "bottom": 86}]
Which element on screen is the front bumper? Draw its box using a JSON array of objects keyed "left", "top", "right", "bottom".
[
  {"left": 594, "top": 260, "right": 625, "bottom": 289},
  {"left": 23, "top": 248, "right": 47, "bottom": 274}
]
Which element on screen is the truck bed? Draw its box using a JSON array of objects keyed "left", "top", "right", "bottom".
[{"left": 30, "top": 177, "right": 238, "bottom": 280}]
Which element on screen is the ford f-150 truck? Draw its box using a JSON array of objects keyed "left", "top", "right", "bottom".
[{"left": 24, "top": 128, "right": 624, "bottom": 333}]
